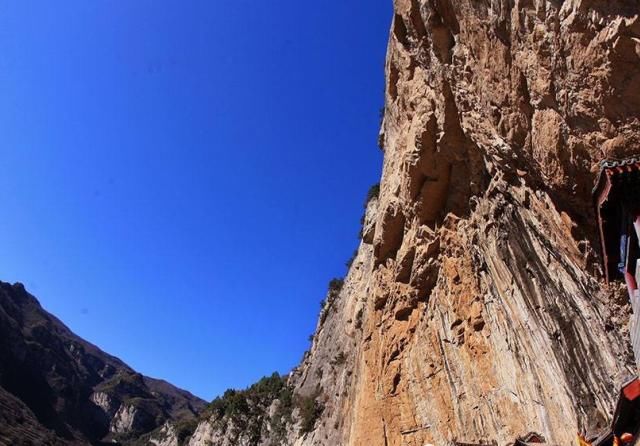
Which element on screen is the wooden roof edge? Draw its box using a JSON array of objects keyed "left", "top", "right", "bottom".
[
  {"left": 600, "top": 156, "right": 640, "bottom": 170},
  {"left": 592, "top": 156, "right": 640, "bottom": 202}
]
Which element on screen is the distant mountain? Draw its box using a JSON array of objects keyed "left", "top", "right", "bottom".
[{"left": 0, "top": 281, "right": 205, "bottom": 445}]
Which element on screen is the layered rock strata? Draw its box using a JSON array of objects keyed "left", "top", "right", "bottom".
[{"left": 188, "top": 1, "right": 640, "bottom": 445}]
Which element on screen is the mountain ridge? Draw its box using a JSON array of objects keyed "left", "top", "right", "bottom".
[{"left": 0, "top": 281, "right": 205, "bottom": 445}]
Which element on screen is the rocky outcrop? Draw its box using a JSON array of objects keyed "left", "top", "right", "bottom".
[
  {"left": 0, "top": 281, "right": 205, "bottom": 445},
  {"left": 110, "top": 402, "right": 158, "bottom": 436},
  {"left": 90, "top": 391, "right": 119, "bottom": 419},
  {"left": 189, "top": 1, "right": 640, "bottom": 445},
  {"left": 149, "top": 422, "right": 180, "bottom": 446}
]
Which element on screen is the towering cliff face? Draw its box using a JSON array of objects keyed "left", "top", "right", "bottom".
[
  {"left": 175, "top": 1, "right": 640, "bottom": 445},
  {"left": 197, "top": 2, "right": 637, "bottom": 446},
  {"left": 299, "top": 1, "right": 640, "bottom": 445},
  {"left": 6, "top": 3, "right": 638, "bottom": 446}
]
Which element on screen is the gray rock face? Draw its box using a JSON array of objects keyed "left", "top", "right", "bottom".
[
  {"left": 111, "top": 403, "right": 149, "bottom": 435},
  {"left": 111, "top": 404, "right": 137, "bottom": 434},
  {"left": 188, "top": 420, "right": 226, "bottom": 446},
  {"left": 90, "top": 391, "right": 118, "bottom": 418},
  {"left": 149, "top": 422, "right": 180, "bottom": 446}
]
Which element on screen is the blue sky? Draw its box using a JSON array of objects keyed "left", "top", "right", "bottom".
[{"left": 0, "top": 1, "right": 390, "bottom": 400}]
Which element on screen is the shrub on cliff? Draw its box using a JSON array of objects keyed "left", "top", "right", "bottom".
[
  {"left": 200, "top": 373, "right": 325, "bottom": 440},
  {"left": 174, "top": 418, "right": 198, "bottom": 443},
  {"left": 207, "top": 389, "right": 248, "bottom": 419},
  {"left": 354, "top": 307, "right": 364, "bottom": 329},
  {"left": 345, "top": 249, "right": 358, "bottom": 269},
  {"left": 319, "top": 277, "right": 345, "bottom": 325},
  {"left": 204, "top": 373, "right": 290, "bottom": 421},
  {"left": 364, "top": 183, "right": 380, "bottom": 206},
  {"left": 328, "top": 278, "right": 344, "bottom": 295},
  {"left": 296, "top": 387, "right": 324, "bottom": 434},
  {"left": 330, "top": 351, "right": 347, "bottom": 367},
  {"left": 358, "top": 182, "right": 380, "bottom": 239}
]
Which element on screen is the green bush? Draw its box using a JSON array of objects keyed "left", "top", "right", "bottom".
[
  {"left": 174, "top": 418, "right": 198, "bottom": 443},
  {"left": 354, "top": 307, "right": 364, "bottom": 329},
  {"left": 296, "top": 387, "right": 324, "bottom": 434},
  {"left": 249, "top": 372, "right": 287, "bottom": 403},
  {"left": 328, "top": 278, "right": 344, "bottom": 295},
  {"left": 319, "top": 277, "right": 345, "bottom": 325},
  {"left": 330, "top": 352, "right": 347, "bottom": 367},
  {"left": 345, "top": 249, "right": 358, "bottom": 269},
  {"left": 205, "top": 395, "right": 227, "bottom": 420},
  {"left": 358, "top": 183, "right": 381, "bottom": 239},
  {"left": 198, "top": 373, "right": 327, "bottom": 442},
  {"left": 364, "top": 183, "right": 380, "bottom": 207},
  {"left": 215, "top": 389, "right": 248, "bottom": 418},
  {"left": 204, "top": 373, "right": 288, "bottom": 421}
]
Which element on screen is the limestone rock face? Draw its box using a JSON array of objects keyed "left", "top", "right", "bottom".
[
  {"left": 189, "top": 2, "right": 640, "bottom": 444},
  {"left": 110, "top": 402, "right": 161, "bottom": 435},
  {"left": 187, "top": 418, "right": 239, "bottom": 446},
  {"left": 292, "top": 1, "right": 640, "bottom": 445},
  {"left": 111, "top": 404, "right": 140, "bottom": 434},
  {"left": 126, "top": 1, "right": 640, "bottom": 445},
  {"left": 149, "top": 422, "right": 180, "bottom": 446},
  {"left": 90, "top": 391, "right": 118, "bottom": 418}
]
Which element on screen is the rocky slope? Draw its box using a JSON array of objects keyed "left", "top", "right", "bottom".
[
  {"left": 184, "top": 1, "right": 640, "bottom": 445},
  {"left": 0, "top": 281, "right": 205, "bottom": 445}
]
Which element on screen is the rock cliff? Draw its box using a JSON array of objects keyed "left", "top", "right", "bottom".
[
  {"left": 187, "top": 1, "right": 640, "bottom": 445},
  {"left": 4, "top": 2, "right": 640, "bottom": 445},
  {"left": 0, "top": 281, "right": 205, "bottom": 445}
]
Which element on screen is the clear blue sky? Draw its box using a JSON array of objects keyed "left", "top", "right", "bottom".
[{"left": 0, "top": 1, "right": 390, "bottom": 400}]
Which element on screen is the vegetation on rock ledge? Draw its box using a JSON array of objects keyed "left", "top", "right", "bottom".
[{"left": 199, "top": 372, "right": 324, "bottom": 444}]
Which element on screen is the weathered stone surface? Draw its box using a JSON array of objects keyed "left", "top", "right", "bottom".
[
  {"left": 111, "top": 404, "right": 141, "bottom": 434},
  {"left": 149, "top": 422, "right": 180, "bottom": 446},
  {"left": 303, "top": 1, "right": 640, "bottom": 444},
  {"left": 90, "top": 391, "right": 118, "bottom": 418},
  {"left": 268, "top": 2, "right": 639, "bottom": 445}
]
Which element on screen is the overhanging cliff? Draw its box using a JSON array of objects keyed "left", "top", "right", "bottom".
[{"left": 187, "top": 1, "right": 640, "bottom": 445}]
